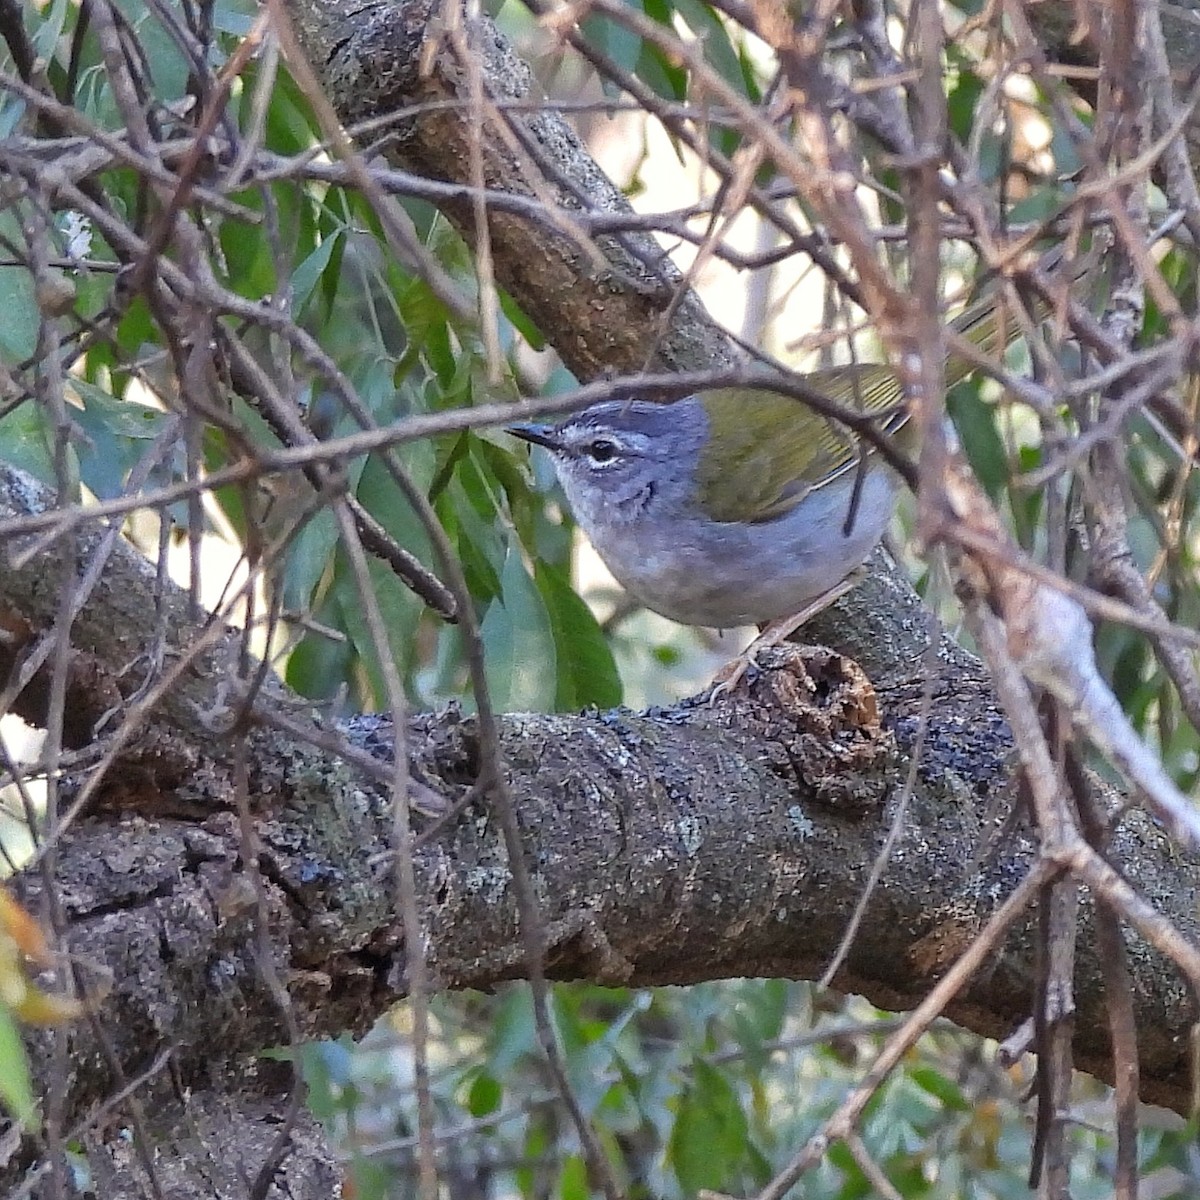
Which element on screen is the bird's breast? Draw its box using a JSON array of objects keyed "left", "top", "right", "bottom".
[{"left": 582, "top": 470, "right": 900, "bottom": 628}]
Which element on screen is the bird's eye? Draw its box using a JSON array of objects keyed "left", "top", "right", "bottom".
[{"left": 586, "top": 438, "right": 619, "bottom": 464}]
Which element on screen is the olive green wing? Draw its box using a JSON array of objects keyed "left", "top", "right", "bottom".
[
  {"left": 694, "top": 286, "right": 1030, "bottom": 525},
  {"left": 694, "top": 378, "right": 899, "bottom": 524}
]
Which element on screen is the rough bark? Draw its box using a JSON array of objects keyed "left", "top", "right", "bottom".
[
  {"left": 3, "top": 459, "right": 1199, "bottom": 1182},
  {"left": 5, "top": 0, "right": 1200, "bottom": 1190},
  {"left": 281, "top": 0, "right": 742, "bottom": 381}
]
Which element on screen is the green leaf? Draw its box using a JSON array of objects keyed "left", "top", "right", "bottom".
[
  {"left": 284, "top": 618, "right": 353, "bottom": 701},
  {"left": 68, "top": 380, "right": 171, "bottom": 499},
  {"left": 0, "top": 1004, "right": 37, "bottom": 1129},
  {"left": 638, "top": 0, "right": 690, "bottom": 102},
  {"left": 947, "top": 381, "right": 1009, "bottom": 500},
  {"left": 1011, "top": 443, "right": 1045, "bottom": 548},
  {"left": 30, "top": 0, "right": 74, "bottom": 62},
  {"left": 480, "top": 544, "right": 557, "bottom": 712},
  {"left": 581, "top": 9, "right": 644, "bottom": 93},
  {"left": 729, "top": 979, "right": 788, "bottom": 1068},
  {"left": 669, "top": 1059, "right": 748, "bottom": 1193},
  {"left": 0, "top": 208, "right": 39, "bottom": 365},
  {"left": 488, "top": 989, "right": 538, "bottom": 1074},
  {"left": 499, "top": 290, "right": 546, "bottom": 351},
  {"left": 558, "top": 1154, "right": 589, "bottom": 1200},
  {"left": 908, "top": 1065, "right": 970, "bottom": 1112},
  {"left": 211, "top": 0, "right": 259, "bottom": 35},
  {"left": 0, "top": 403, "right": 55, "bottom": 484},
  {"left": 279, "top": 508, "right": 340, "bottom": 614},
  {"left": 535, "top": 562, "right": 622, "bottom": 710},
  {"left": 467, "top": 1070, "right": 503, "bottom": 1117},
  {"left": 946, "top": 54, "right": 985, "bottom": 143},
  {"left": 290, "top": 227, "right": 345, "bottom": 315},
  {"left": 673, "top": 0, "right": 744, "bottom": 94},
  {"left": 116, "top": 0, "right": 189, "bottom": 102},
  {"left": 219, "top": 223, "right": 276, "bottom": 301},
  {"left": 336, "top": 555, "right": 424, "bottom": 707}
]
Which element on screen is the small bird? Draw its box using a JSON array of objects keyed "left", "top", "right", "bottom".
[{"left": 508, "top": 289, "right": 1026, "bottom": 669}]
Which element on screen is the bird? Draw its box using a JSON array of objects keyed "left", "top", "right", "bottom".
[{"left": 508, "top": 284, "right": 1031, "bottom": 682}]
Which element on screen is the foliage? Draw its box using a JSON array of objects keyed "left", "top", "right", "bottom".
[
  {"left": 2, "top": 0, "right": 1199, "bottom": 1195},
  {"left": 299, "top": 984, "right": 1200, "bottom": 1200},
  {"left": 0, "top": 887, "right": 81, "bottom": 1129}
]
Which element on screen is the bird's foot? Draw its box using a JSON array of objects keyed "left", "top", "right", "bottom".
[{"left": 707, "top": 568, "right": 869, "bottom": 703}]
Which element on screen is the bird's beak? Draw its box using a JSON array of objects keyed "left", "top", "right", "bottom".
[{"left": 507, "top": 422, "right": 560, "bottom": 451}]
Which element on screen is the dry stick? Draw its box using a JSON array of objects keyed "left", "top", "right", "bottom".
[
  {"left": 845, "top": 1133, "right": 905, "bottom": 1200},
  {"left": 136, "top": 0, "right": 209, "bottom": 87},
  {"left": 445, "top": 0, "right": 503, "bottom": 381},
  {"left": 0, "top": 74, "right": 259, "bottom": 220},
  {"left": 1071, "top": 748, "right": 1141, "bottom": 1200},
  {"left": 253, "top": 151, "right": 811, "bottom": 251},
  {"left": 230, "top": 738, "right": 308, "bottom": 1200},
  {"left": 1030, "top": 870, "right": 1079, "bottom": 1193},
  {"left": 436, "top": 6, "right": 639, "bottom": 290},
  {"left": 19, "top": 611, "right": 237, "bottom": 863},
  {"left": 0, "top": 739, "right": 38, "bottom": 869},
  {"left": 28, "top": 187, "right": 169, "bottom": 1197},
  {"left": 0, "top": 415, "right": 181, "bottom": 754},
  {"left": 1, "top": 355, "right": 1196, "bottom": 651},
  {"left": 226, "top": 27, "right": 281, "bottom": 186},
  {"left": 25, "top": 176, "right": 93, "bottom": 1200},
  {"left": 969, "top": 549, "right": 1200, "bottom": 956},
  {"left": 213, "top": 12, "right": 462, "bottom": 622},
  {"left": 87, "top": 1, "right": 155, "bottom": 154},
  {"left": 324, "top": 497, "right": 437, "bottom": 1200},
  {"left": 1018, "top": 349, "right": 1191, "bottom": 488},
  {"left": 1089, "top": 440, "right": 1200, "bottom": 738},
  {"left": 817, "top": 0, "right": 950, "bottom": 983},
  {"left": 220, "top": 327, "right": 459, "bottom": 621},
  {"left": 1003, "top": 0, "right": 1197, "bottom": 330},
  {"left": 1144, "top": 0, "right": 1200, "bottom": 248},
  {"left": 1036, "top": 23, "right": 1159, "bottom": 1175},
  {"left": 754, "top": 861, "right": 1055, "bottom": 1200},
  {"left": 965, "top": 561, "right": 1133, "bottom": 1194},
  {"left": 1004, "top": 574, "right": 1200, "bottom": 848},
  {"left": 1083, "top": 0, "right": 1200, "bottom": 747},
  {"left": 556, "top": 12, "right": 868, "bottom": 309},
  {"left": 967, "top": 590, "right": 1200, "bottom": 984},
  {"left": 547, "top": 0, "right": 894, "bottom": 307},
  {"left": 1059, "top": 838, "right": 1200, "bottom": 998},
  {"left": 8, "top": 104, "right": 458, "bottom": 624},
  {"left": 25, "top": 179, "right": 168, "bottom": 1200},
  {"left": 7, "top": 445, "right": 353, "bottom": 865},
  {"left": 944, "top": 518, "right": 1200, "bottom": 650},
  {"left": 743, "top": 0, "right": 904, "bottom": 318},
  {"left": 940, "top": 16, "right": 1196, "bottom": 386},
  {"left": 6, "top": 1046, "right": 178, "bottom": 1200},
  {"left": 1095, "top": 902, "right": 1141, "bottom": 1200},
  {"left": 521, "top": 0, "right": 861, "bottom": 307},
  {"left": 1145, "top": 376, "right": 1200, "bottom": 592},
  {"left": 628, "top": 61, "right": 793, "bottom": 374}
]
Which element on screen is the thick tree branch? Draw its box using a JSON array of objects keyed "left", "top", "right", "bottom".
[
  {"left": 6, "top": 0, "right": 1200, "bottom": 1188},
  {"left": 2, "top": 462, "right": 1199, "bottom": 1150},
  {"left": 280, "top": 0, "right": 742, "bottom": 380}
]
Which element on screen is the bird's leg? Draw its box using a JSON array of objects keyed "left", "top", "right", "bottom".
[{"left": 708, "top": 567, "right": 869, "bottom": 700}]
